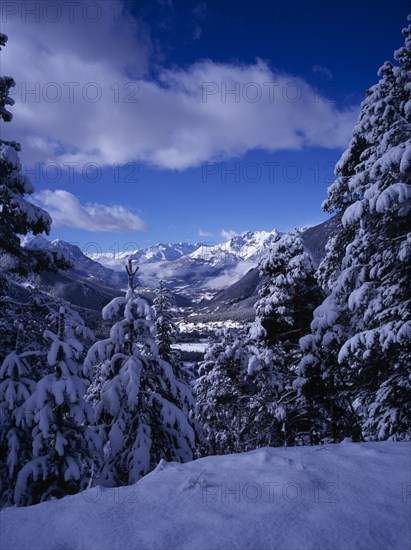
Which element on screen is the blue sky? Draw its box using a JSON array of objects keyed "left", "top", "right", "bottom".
[{"left": 1, "top": 0, "right": 409, "bottom": 252}]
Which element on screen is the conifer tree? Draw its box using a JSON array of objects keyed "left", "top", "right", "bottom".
[
  {"left": 85, "top": 259, "right": 196, "bottom": 487},
  {"left": 297, "top": 18, "right": 411, "bottom": 442},
  {"left": 15, "top": 307, "right": 99, "bottom": 506},
  {"left": 250, "top": 231, "right": 324, "bottom": 445},
  {"left": 196, "top": 232, "right": 324, "bottom": 453},
  {"left": 255, "top": 231, "right": 323, "bottom": 347},
  {"left": 195, "top": 329, "right": 252, "bottom": 454},
  {"left": 0, "top": 324, "right": 39, "bottom": 508},
  {"left": 153, "top": 280, "right": 178, "bottom": 365},
  {"left": 153, "top": 280, "right": 205, "bottom": 453},
  {"left": 195, "top": 327, "right": 290, "bottom": 453},
  {"left": 0, "top": 34, "right": 51, "bottom": 259},
  {"left": 0, "top": 33, "right": 69, "bottom": 276}
]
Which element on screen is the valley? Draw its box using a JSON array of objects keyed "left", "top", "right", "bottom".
[{"left": 19, "top": 217, "right": 338, "bottom": 368}]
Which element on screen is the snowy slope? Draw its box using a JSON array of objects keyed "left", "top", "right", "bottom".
[
  {"left": 22, "top": 235, "right": 128, "bottom": 288},
  {"left": 1, "top": 441, "right": 410, "bottom": 550}
]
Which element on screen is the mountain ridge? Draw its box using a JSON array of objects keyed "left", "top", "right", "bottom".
[{"left": 21, "top": 216, "right": 340, "bottom": 321}]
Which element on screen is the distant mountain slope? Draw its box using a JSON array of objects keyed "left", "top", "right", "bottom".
[
  {"left": 300, "top": 214, "right": 341, "bottom": 266},
  {"left": 36, "top": 269, "right": 123, "bottom": 311},
  {"left": 205, "top": 267, "right": 260, "bottom": 308},
  {"left": 23, "top": 236, "right": 129, "bottom": 289}
]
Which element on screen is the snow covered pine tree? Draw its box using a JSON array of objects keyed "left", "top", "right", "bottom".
[
  {"left": 153, "top": 280, "right": 178, "bottom": 365},
  {"left": 253, "top": 231, "right": 323, "bottom": 348},
  {"left": 297, "top": 17, "right": 411, "bottom": 442},
  {"left": 0, "top": 33, "right": 53, "bottom": 265},
  {"left": 153, "top": 280, "right": 205, "bottom": 454},
  {"left": 0, "top": 33, "right": 69, "bottom": 359},
  {"left": 0, "top": 324, "right": 41, "bottom": 508},
  {"left": 14, "top": 308, "right": 100, "bottom": 506},
  {"left": 196, "top": 232, "right": 323, "bottom": 453},
  {"left": 85, "top": 259, "right": 196, "bottom": 487},
  {"left": 249, "top": 231, "right": 324, "bottom": 446},
  {"left": 195, "top": 329, "right": 253, "bottom": 454}
]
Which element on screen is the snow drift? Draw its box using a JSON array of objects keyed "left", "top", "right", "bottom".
[{"left": 1, "top": 441, "right": 410, "bottom": 550}]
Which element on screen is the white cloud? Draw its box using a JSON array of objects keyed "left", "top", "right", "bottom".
[
  {"left": 312, "top": 65, "right": 333, "bottom": 79},
  {"left": 2, "top": 1, "right": 358, "bottom": 171},
  {"left": 204, "top": 261, "right": 254, "bottom": 290},
  {"left": 34, "top": 189, "right": 148, "bottom": 233},
  {"left": 220, "top": 229, "right": 237, "bottom": 240},
  {"left": 198, "top": 227, "right": 214, "bottom": 237}
]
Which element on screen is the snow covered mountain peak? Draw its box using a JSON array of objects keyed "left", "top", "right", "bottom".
[
  {"left": 224, "top": 229, "right": 280, "bottom": 259},
  {"left": 188, "top": 229, "right": 280, "bottom": 263},
  {"left": 133, "top": 242, "right": 200, "bottom": 262},
  {"left": 87, "top": 242, "right": 201, "bottom": 271}
]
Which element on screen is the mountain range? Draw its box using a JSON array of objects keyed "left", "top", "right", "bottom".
[
  {"left": 87, "top": 229, "right": 282, "bottom": 291},
  {"left": 21, "top": 216, "right": 339, "bottom": 322}
]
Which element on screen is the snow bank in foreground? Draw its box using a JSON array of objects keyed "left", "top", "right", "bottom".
[{"left": 1, "top": 441, "right": 410, "bottom": 550}]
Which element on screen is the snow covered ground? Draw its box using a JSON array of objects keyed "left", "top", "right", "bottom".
[
  {"left": 172, "top": 342, "right": 209, "bottom": 353},
  {"left": 177, "top": 319, "right": 245, "bottom": 332},
  {"left": 1, "top": 441, "right": 410, "bottom": 550}
]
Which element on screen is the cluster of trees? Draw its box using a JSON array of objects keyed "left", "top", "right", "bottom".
[
  {"left": 195, "top": 19, "right": 411, "bottom": 450},
  {"left": 0, "top": 259, "right": 198, "bottom": 508},
  {"left": 0, "top": 34, "right": 200, "bottom": 508},
  {"left": 0, "top": 267, "right": 197, "bottom": 508},
  {"left": 195, "top": 231, "right": 325, "bottom": 450}
]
